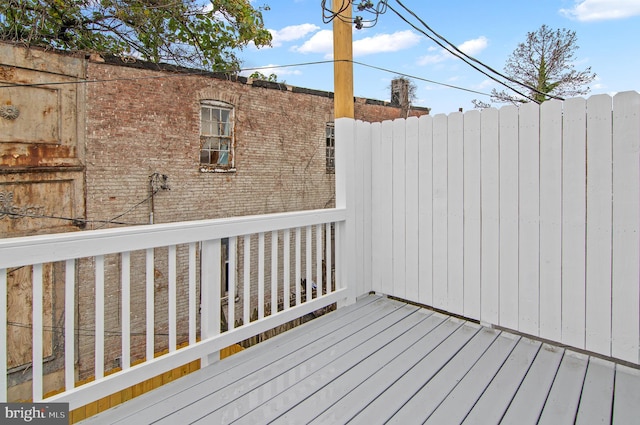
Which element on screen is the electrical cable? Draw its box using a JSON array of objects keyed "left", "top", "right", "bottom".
[
  {"left": 7, "top": 320, "right": 191, "bottom": 338},
  {"left": 385, "top": 1, "right": 538, "bottom": 104},
  {"left": 0, "top": 58, "right": 489, "bottom": 99},
  {"left": 350, "top": 60, "right": 491, "bottom": 97},
  {"left": 0, "top": 192, "right": 155, "bottom": 227},
  {"left": 391, "top": 0, "right": 564, "bottom": 102}
]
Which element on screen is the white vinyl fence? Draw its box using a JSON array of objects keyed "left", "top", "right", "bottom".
[{"left": 341, "top": 91, "right": 640, "bottom": 364}]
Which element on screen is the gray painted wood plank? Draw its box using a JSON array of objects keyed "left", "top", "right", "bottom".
[
  {"left": 500, "top": 343, "right": 564, "bottom": 425},
  {"left": 385, "top": 327, "right": 505, "bottom": 424},
  {"left": 612, "top": 364, "right": 640, "bottom": 424},
  {"left": 77, "top": 296, "right": 640, "bottom": 425},
  {"left": 575, "top": 357, "right": 615, "bottom": 425},
  {"left": 538, "top": 351, "right": 589, "bottom": 425},
  {"left": 276, "top": 314, "right": 461, "bottom": 423},
  {"left": 347, "top": 322, "right": 486, "bottom": 424},
  {"left": 166, "top": 304, "right": 425, "bottom": 424},
  {"left": 421, "top": 333, "right": 521, "bottom": 424},
  {"left": 305, "top": 316, "right": 464, "bottom": 425},
  {"left": 462, "top": 337, "right": 542, "bottom": 425},
  {"left": 235, "top": 309, "right": 447, "bottom": 424},
  {"left": 79, "top": 295, "right": 390, "bottom": 424}
]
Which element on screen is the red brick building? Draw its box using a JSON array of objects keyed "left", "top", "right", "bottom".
[{"left": 1, "top": 43, "right": 430, "bottom": 397}]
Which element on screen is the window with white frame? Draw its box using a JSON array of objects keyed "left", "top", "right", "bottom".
[
  {"left": 326, "top": 122, "right": 335, "bottom": 173},
  {"left": 200, "top": 101, "right": 234, "bottom": 170}
]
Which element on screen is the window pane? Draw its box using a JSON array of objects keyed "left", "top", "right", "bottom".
[
  {"left": 200, "top": 103, "right": 233, "bottom": 167},
  {"left": 218, "top": 140, "right": 229, "bottom": 165},
  {"left": 220, "top": 110, "right": 230, "bottom": 135},
  {"left": 202, "top": 137, "right": 214, "bottom": 150}
]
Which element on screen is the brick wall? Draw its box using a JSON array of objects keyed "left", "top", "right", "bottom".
[{"left": 76, "top": 58, "right": 430, "bottom": 379}]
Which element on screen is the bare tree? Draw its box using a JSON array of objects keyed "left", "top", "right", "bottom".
[{"left": 491, "top": 24, "right": 596, "bottom": 104}]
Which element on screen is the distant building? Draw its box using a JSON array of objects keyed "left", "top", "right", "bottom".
[{"left": 0, "top": 41, "right": 430, "bottom": 399}]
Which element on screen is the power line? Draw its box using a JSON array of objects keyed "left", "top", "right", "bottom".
[
  {"left": 350, "top": 60, "right": 491, "bottom": 97},
  {"left": 0, "top": 210, "right": 140, "bottom": 226},
  {"left": 390, "top": 0, "right": 564, "bottom": 103},
  {"left": 0, "top": 192, "right": 154, "bottom": 227},
  {"left": 0, "top": 60, "right": 337, "bottom": 90},
  {"left": 386, "top": 1, "right": 538, "bottom": 104},
  {"left": 0, "top": 56, "right": 488, "bottom": 99},
  {"left": 8, "top": 320, "right": 190, "bottom": 338}
]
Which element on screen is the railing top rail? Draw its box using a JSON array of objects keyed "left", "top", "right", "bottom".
[{"left": 0, "top": 208, "right": 346, "bottom": 268}]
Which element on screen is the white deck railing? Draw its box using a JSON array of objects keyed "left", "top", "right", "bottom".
[{"left": 0, "top": 208, "right": 347, "bottom": 409}]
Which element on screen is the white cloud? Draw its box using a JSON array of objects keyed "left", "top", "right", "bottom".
[
  {"left": 269, "top": 24, "right": 320, "bottom": 47},
  {"left": 560, "top": 0, "right": 640, "bottom": 21},
  {"left": 458, "top": 36, "right": 488, "bottom": 56},
  {"left": 352, "top": 30, "right": 421, "bottom": 57},
  {"left": 418, "top": 36, "right": 488, "bottom": 66},
  {"left": 293, "top": 30, "right": 421, "bottom": 58},
  {"left": 293, "top": 29, "right": 334, "bottom": 55}
]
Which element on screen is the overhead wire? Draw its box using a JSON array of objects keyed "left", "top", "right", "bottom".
[
  {"left": 0, "top": 58, "right": 488, "bottom": 99},
  {"left": 391, "top": 0, "right": 564, "bottom": 102},
  {"left": 0, "top": 192, "right": 155, "bottom": 228},
  {"left": 385, "top": 1, "right": 538, "bottom": 104}
]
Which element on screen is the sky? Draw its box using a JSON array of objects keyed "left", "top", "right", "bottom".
[{"left": 237, "top": 0, "right": 640, "bottom": 115}]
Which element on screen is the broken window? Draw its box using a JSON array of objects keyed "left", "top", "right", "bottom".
[
  {"left": 200, "top": 101, "right": 234, "bottom": 170},
  {"left": 326, "top": 123, "right": 335, "bottom": 173}
]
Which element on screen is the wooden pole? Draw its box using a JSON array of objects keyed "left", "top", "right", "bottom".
[{"left": 333, "top": 0, "right": 354, "bottom": 119}]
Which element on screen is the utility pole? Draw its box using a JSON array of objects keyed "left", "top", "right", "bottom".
[{"left": 332, "top": 0, "right": 354, "bottom": 119}]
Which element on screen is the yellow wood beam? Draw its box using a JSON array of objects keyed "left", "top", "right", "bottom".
[{"left": 333, "top": 0, "right": 354, "bottom": 119}]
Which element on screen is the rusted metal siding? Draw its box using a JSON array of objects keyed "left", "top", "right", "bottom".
[{"left": 0, "top": 43, "right": 85, "bottom": 237}]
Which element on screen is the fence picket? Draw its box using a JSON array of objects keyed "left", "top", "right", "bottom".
[
  {"left": 405, "top": 117, "right": 420, "bottom": 302},
  {"left": 392, "top": 119, "right": 407, "bottom": 299},
  {"left": 519, "top": 102, "right": 541, "bottom": 336},
  {"left": 418, "top": 115, "right": 434, "bottom": 306},
  {"left": 379, "top": 121, "right": 394, "bottom": 296},
  {"left": 562, "top": 97, "right": 587, "bottom": 349},
  {"left": 432, "top": 114, "right": 449, "bottom": 310},
  {"left": 586, "top": 94, "right": 613, "bottom": 355},
  {"left": 499, "top": 105, "right": 519, "bottom": 330},
  {"left": 361, "top": 121, "right": 373, "bottom": 296},
  {"left": 463, "top": 110, "right": 481, "bottom": 320},
  {"left": 448, "top": 112, "right": 464, "bottom": 313},
  {"left": 612, "top": 91, "right": 640, "bottom": 363},
  {"left": 539, "top": 100, "right": 563, "bottom": 342},
  {"left": 370, "top": 121, "right": 387, "bottom": 294},
  {"left": 480, "top": 108, "right": 500, "bottom": 325}
]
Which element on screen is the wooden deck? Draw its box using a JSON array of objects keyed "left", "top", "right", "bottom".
[{"left": 79, "top": 295, "right": 640, "bottom": 424}]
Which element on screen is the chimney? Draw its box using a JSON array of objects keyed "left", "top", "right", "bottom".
[{"left": 391, "top": 78, "right": 410, "bottom": 117}]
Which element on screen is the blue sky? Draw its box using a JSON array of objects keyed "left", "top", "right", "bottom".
[{"left": 238, "top": 0, "right": 640, "bottom": 114}]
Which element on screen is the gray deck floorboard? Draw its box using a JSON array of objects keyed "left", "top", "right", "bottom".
[
  {"left": 575, "top": 357, "right": 615, "bottom": 425},
  {"left": 80, "top": 295, "right": 640, "bottom": 425}
]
